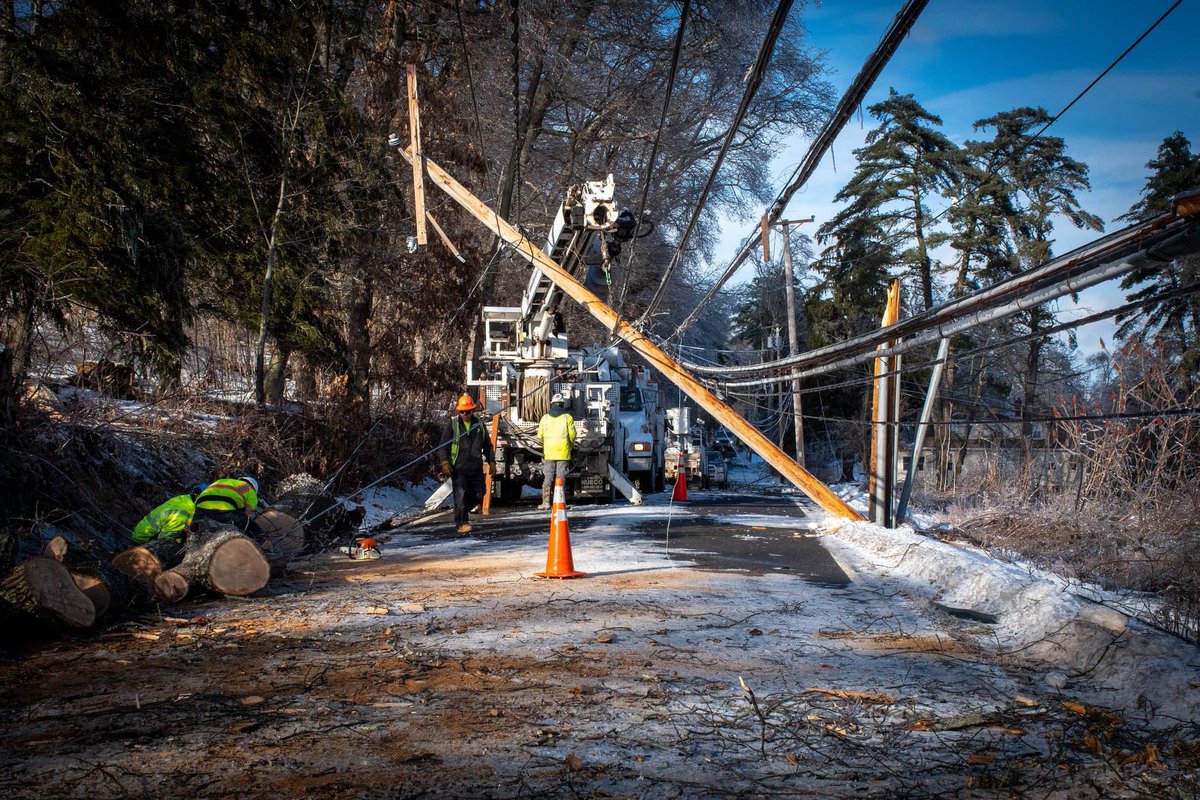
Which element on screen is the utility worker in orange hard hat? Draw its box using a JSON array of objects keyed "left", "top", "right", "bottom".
[{"left": 437, "top": 394, "right": 494, "bottom": 535}]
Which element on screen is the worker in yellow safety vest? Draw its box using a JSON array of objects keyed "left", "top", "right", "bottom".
[
  {"left": 537, "top": 393, "right": 576, "bottom": 510},
  {"left": 131, "top": 484, "right": 207, "bottom": 545},
  {"left": 193, "top": 476, "right": 263, "bottom": 536}
]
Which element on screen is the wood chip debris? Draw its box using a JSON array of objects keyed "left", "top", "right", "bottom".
[{"left": 804, "top": 687, "right": 895, "bottom": 704}]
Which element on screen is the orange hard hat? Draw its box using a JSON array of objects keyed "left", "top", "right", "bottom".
[{"left": 455, "top": 394, "right": 477, "bottom": 411}]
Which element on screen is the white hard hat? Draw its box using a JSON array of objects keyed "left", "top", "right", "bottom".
[
  {"left": 551, "top": 393, "right": 565, "bottom": 405},
  {"left": 240, "top": 476, "right": 259, "bottom": 493}
]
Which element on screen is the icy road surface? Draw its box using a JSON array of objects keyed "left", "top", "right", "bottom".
[{"left": 1, "top": 484, "right": 1197, "bottom": 798}]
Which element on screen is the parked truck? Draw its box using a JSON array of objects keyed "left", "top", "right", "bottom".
[
  {"left": 664, "top": 406, "right": 709, "bottom": 489},
  {"left": 466, "top": 175, "right": 662, "bottom": 502}
]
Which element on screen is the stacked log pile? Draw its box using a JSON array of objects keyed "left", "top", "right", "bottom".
[{"left": 2, "top": 506, "right": 304, "bottom": 638}]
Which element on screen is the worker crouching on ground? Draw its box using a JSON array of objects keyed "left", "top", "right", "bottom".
[
  {"left": 537, "top": 392, "right": 576, "bottom": 510},
  {"left": 131, "top": 484, "right": 207, "bottom": 545},
  {"left": 193, "top": 476, "right": 264, "bottom": 537},
  {"left": 438, "top": 394, "right": 495, "bottom": 535}
]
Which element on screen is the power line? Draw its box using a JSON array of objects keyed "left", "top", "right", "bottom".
[
  {"left": 683, "top": 213, "right": 1200, "bottom": 381},
  {"left": 712, "top": 276, "right": 1200, "bottom": 391},
  {"left": 666, "top": 0, "right": 930, "bottom": 341},
  {"left": 636, "top": 0, "right": 796, "bottom": 328},
  {"left": 668, "top": 0, "right": 1183, "bottom": 343}
]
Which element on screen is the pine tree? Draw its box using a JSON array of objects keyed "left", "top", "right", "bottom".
[
  {"left": 1115, "top": 131, "right": 1200, "bottom": 361},
  {"left": 820, "top": 89, "right": 963, "bottom": 312},
  {"left": 968, "top": 107, "right": 1103, "bottom": 442}
]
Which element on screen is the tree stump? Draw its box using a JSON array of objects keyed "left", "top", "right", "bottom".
[
  {"left": 167, "top": 525, "right": 269, "bottom": 597},
  {"left": 251, "top": 509, "right": 306, "bottom": 577},
  {"left": 0, "top": 557, "right": 95, "bottom": 631}
]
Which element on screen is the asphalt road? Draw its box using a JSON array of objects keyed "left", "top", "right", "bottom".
[{"left": 403, "top": 488, "right": 850, "bottom": 586}]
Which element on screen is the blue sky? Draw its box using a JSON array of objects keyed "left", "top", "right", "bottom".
[{"left": 721, "top": 0, "right": 1200, "bottom": 356}]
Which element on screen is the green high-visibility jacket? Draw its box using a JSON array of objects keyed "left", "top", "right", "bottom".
[
  {"left": 132, "top": 494, "right": 195, "bottom": 544},
  {"left": 195, "top": 478, "right": 258, "bottom": 514},
  {"left": 537, "top": 411, "right": 576, "bottom": 460}
]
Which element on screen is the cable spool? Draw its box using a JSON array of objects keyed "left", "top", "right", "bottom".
[{"left": 520, "top": 374, "right": 551, "bottom": 420}]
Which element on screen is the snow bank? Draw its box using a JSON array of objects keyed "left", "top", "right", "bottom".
[{"left": 820, "top": 516, "right": 1200, "bottom": 724}]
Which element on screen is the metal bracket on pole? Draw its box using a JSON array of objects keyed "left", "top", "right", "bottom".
[
  {"left": 896, "top": 337, "right": 949, "bottom": 525},
  {"left": 869, "top": 280, "right": 901, "bottom": 527}
]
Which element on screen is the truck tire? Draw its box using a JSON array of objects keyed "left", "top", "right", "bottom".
[{"left": 499, "top": 479, "right": 524, "bottom": 503}]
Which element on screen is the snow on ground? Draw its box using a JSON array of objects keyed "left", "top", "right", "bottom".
[
  {"left": 365, "top": 449, "right": 1199, "bottom": 726},
  {"left": 342, "top": 481, "right": 439, "bottom": 529}
]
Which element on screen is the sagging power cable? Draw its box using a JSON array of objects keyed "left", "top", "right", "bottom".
[
  {"left": 636, "top": 0, "right": 796, "bottom": 329},
  {"left": 667, "top": 0, "right": 930, "bottom": 342}
]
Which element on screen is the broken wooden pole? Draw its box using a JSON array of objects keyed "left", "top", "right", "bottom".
[
  {"left": 395, "top": 145, "right": 864, "bottom": 521},
  {"left": 407, "top": 64, "right": 428, "bottom": 248},
  {"left": 869, "top": 280, "right": 902, "bottom": 527}
]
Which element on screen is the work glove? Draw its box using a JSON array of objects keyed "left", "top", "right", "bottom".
[{"left": 439, "top": 462, "right": 452, "bottom": 480}]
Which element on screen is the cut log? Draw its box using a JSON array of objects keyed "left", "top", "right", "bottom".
[
  {"left": 274, "top": 473, "right": 362, "bottom": 552},
  {"left": 151, "top": 570, "right": 189, "bottom": 604},
  {"left": 111, "top": 539, "right": 184, "bottom": 589},
  {"left": 170, "top": 526, "right": 269, "bottom": 597},
  {"left": 63, "top": 548, "right": 144, "bottom": 618},
  {"left": 42, "top": 535, "right": 69, "bottom": 562},
  {"left": 71, "top": 573, "right": 111, "bottom": 619},
  {"left": 251, "top": 509, "right": 306, "bottom": 577},
  {"left": 0, "top": 557, "right": 95, "bottom": 631}
]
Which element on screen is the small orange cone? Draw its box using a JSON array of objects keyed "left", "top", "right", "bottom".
[
  {"left": 672, "top": 465, "right": 689, "bottom": 501},
  {"left": 535, "top": 477, "right": 585, "bottom": 579}
]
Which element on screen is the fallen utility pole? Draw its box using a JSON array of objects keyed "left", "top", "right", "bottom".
[{"left": 393, "top": 145, "right": 864, "bottom": 522}]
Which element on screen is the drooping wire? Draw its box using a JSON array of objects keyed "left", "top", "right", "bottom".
[
  {"left": 614, "top": 0, "right": 691, "bottom": 318},
  {"left": 636, "top": 0, "right": 796, "bottom": 330},
  {"left": 668, "top": 0, "right": 1182, "bottom": 344},
  {"left": 666, "top": 0, "right": 930, "bottom": 341}
]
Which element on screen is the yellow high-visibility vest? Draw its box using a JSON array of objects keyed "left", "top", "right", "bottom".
[
  {"left": 195, "top": 478, "right": 258, "bottom": 514},
  {"left": 132, "top": 494, "right": 195, "bottom": 544},
  {"left": 538, "top": 412, "right": 576, "bottom": 460}
]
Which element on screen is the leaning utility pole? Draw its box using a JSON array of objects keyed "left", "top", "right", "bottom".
[{"left": 394, "top": 144, "right": 864, "bottom": 522}]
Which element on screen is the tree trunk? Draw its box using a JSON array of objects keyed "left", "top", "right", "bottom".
[
  {"left": 0, "top": 557, "right": 96, "bottom": 631},
  {"left": 264, "top": 346, "right": 291, "bottom": 406},
  {"left": 294, "top": 355, "right": 318, "bottom": 401},
  {"left": 167, "top": 526, "right": 270, "bottom": 597},
  {"left": 249, "top": 509, "right": 306, "bottom": 577}
]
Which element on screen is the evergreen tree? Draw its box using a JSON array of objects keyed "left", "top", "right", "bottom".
[
  {"left": 1115, "top": 131, "right": 1200, "bottom": 361},
  {"left": 819, "top": 89, "right": 963, "bottom": 312},
  {"left": 968, "top": 107, "right": 1102, "bottom": 439}
]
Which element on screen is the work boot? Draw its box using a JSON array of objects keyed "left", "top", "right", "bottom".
[
  {"left": 538, "top": 489, "right": 550, "bottom": 510},
  {"left": 456, "top": 523, "right": 472, "bottom": 534}
]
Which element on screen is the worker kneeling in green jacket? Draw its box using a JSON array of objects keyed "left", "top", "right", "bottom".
[{"left": 131, "top": 484, "right": 207, "bottom": 545}]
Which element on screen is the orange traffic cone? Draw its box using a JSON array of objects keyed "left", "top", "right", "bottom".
[
  {"left": 535, "top": 477, "right": 585, "bottom": 579},
  {"left": 672, "top": 466, "right": 689, "bottom": 501}
]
